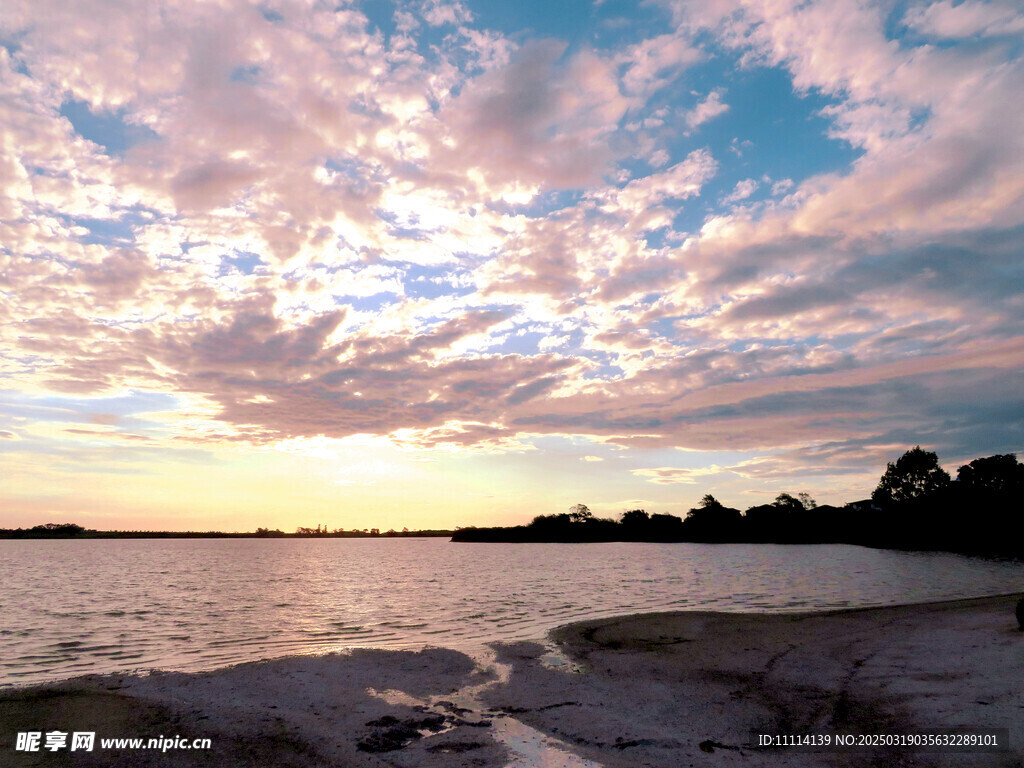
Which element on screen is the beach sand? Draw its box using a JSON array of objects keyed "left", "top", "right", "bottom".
[{"left": 2, "top": 594, "right": 1022, "bottom": 767}]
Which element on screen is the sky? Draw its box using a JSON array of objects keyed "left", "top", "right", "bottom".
[{"left": 1, "top": 0, "right": 1023, "bottom": 532}]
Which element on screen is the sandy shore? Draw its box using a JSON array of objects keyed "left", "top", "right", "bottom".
[
  {"left": 489, "top": 593, "right": 1024, "bottom": 767},
  {"left": 2, "top": 594, "right": 1022, "bottom": 767}
]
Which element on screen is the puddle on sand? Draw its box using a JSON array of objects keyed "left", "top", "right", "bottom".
[
  {"left": 490, "top": 716, "right": 604, "bottom": 768},
  {"left": 536, "top": 641, "right": 585, "bottom": 675},
  {"left": 483, "top": 641, "right": 598, "bottom": 766},
  {"left": 367, "top": 643, "right": 604, "bottom": 768}
]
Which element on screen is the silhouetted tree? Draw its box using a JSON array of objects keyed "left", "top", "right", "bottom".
[
  {"left": 797, "top": 492, "right": 817, "bottom": 510},
  {"left": 871, "top": 447, "right": 950, "bottom": 507},
  {"left": 957, "top": 454, "right": 1024, "bottom": 497},
  {"left": 531, "top": 513, "right": 570, "bottom": 526},
  {"left": 699, "top": 494, "right": 719, "bottom": 509},
  {"left": 27, "top": 522, "right": 85, "bottom": 537},
  {"left": 569, "top": 503, "right": 592, "bottom": 523},
  {"left": 743, "top": 494, "right": 801, "bottom": 541},
  {"left": 772, "top": 493, "right": 805, "bottom": 513},
  {"left": 648, "top": 513, "right": 685, "bottom": 539},
  {"left": 620, "top": 509, "right": 650, "bottom": 527},
  {"left": 951, "top": 454, "right": 1024, "bottom": 553},
  {"left": 684, "top": 495, "right": 742, "bottom": 541}
]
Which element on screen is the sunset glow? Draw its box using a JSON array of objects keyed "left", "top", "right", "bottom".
[{"left": 2, "top": 0, "right": 1022, "bottom": 531}]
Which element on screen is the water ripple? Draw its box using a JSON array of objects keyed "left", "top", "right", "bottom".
[{"left": 3, "top": 539, "right": 1024, "bottom": 687}]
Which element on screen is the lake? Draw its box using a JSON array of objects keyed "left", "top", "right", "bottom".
[{"left": 3, "top": 538, "right": 1023, "bottom": 687}]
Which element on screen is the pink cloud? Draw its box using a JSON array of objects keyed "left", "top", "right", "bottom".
[
  {"left": 904, "top": 1, "right": 1024, "bottom": 38},
  {"left": 170, "top": 160, "right": 261, "bottom": 212},
  {"left": 420, "top": 0, "right": 473, "bottom": 27},
  {"left": 439, "top": 40, "right": 631, "bottom": 189},
  {"left": 683, "top": 89, "right": 728, "bottom": 131},
  {"left": 720, "top": 178, "right": 757, "bottom": 205},
  {"left": 1, "top": 0, "right": 1021, "bottom": 498},
  {"left": 618, "top": 33, "right": 701, "bottom": 98},
  {"left": 76, "top": 249, "right": 158, "bottom": 302}
]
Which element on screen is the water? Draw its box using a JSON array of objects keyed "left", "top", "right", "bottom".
[{"left": 2, "top": 538, "right": 1022, "bottom": 687}]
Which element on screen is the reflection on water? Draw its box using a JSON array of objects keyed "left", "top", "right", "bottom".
[{"left": 2, "top": 538, "right": 1022, "bottom": 686}]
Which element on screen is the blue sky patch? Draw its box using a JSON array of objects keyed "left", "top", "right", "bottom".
[
  {"left": 334, "top": 292, "right": 401, "bottom": 313},
  {"left": 69, "top": 216, "right": 136, "bottom": 246},
  {"left": 220, "top": 251, "right": 264, "bottom": 276},
  {"left": 59, "top": 100, "right": 160, "bottom": 156}
]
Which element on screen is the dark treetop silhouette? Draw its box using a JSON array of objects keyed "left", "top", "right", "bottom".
[{"left": 452, "top": 448, "right": 1024, "bottom": 558}]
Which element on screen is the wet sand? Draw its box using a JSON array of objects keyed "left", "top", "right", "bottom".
[
  {"left": 489, "top": 593, "right": 1024, "bottom": 767},
  {"left": 2, "top": 594, "right": 1022, "bottom": 767}
]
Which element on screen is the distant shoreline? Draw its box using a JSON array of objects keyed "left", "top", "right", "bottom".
[{"left": 0, "top": 528, "right": 454, "bottom": 540}]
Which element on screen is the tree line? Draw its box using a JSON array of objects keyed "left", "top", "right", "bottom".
[{"left": 452, "top": 448, "right": 1024, "bottom": 557}]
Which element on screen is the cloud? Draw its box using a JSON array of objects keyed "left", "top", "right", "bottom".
[
  {"left": 439, "top": 40, "right": 632, "bottom": 190},
  {"left": 76, "top": 249, "right": 158, "bottom": 302},
  {"left": 619, "top": 33, "right": 701, "bottom": 98},
  {"left": 720, "top": 178, "right": 757, "bottom": 205},
  {"left": 597, "top": 148, "right": 718, "bottom": 216},
  {"left": 124, "top": 301, "right": 581, "bottom": 443},
  {"left": 475, "top": 148, "right": 714, "bottom": 304},
  {"left": 1, "top": 0, "right": 1022, "bottom": 511},
  {"left": 632, "top": 465, "right": 727, "bottom": 484},
  {"left": 649, "top": 149, "right": 670, "bottom": 167},
  {"left": 420, "top": 0, "right": 474, "bottom": 27},
  {"left": 170, "top": 160, "right": 261, "bottom": 212},
  {"left": 508, "top": 338, "right": 1024, "bottom": 453},
  {"left": 683, "top": 88, "right": 728, "bottom": 131},
  {"left": 903, "top": 1, "right": 1024, "bottom": 39}
]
